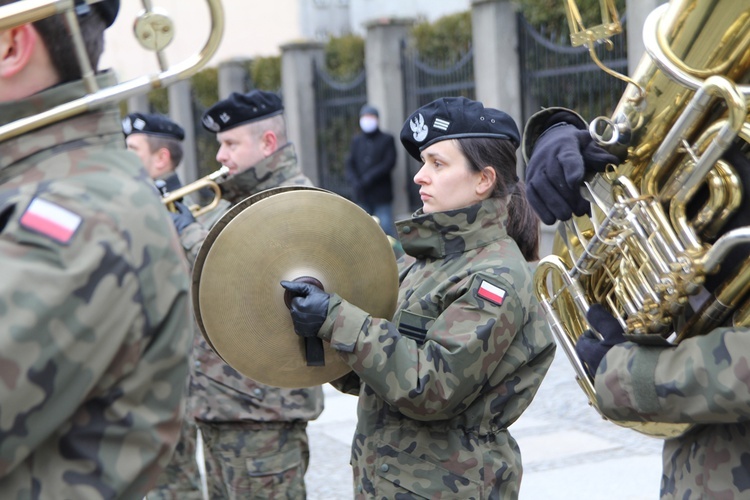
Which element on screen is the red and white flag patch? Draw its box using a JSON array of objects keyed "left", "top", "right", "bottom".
[
  {"left": 477, "top": 280, "right": 507, "bottom": 306},
  {"left": 20, "top": 198, "right": 82, "bottom": 245}
]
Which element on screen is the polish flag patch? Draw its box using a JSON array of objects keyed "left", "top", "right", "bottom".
[
  {"left": 477, "top": 280, "right": 507, "bottom": 306},
  {"left": 20, "top": 198, "right": 82, "bottom": 245}
]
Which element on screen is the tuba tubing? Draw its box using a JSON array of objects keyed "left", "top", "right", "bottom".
[
  {"left": 0, "top": 0, "right": 225, "bottom": 142},
  {"left": 537, "top": 0, "right": 750, "bottom": 439}
]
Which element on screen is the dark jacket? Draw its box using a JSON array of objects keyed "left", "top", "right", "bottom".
[{"left": 345, "top": 128, "right": 396, "bottom": 205}]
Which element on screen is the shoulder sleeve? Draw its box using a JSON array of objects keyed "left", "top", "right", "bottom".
[
  {"left": 0, "top": 192, "right": 191, "bottom": 494},
  {"left": 320, "top": 272, "right": 528, "bottom": 421},
  {"left": 595, "top": 326, "right": 750, "bottom": 424},
  {"left": 179, "top": 221, "right": 209, "bottom": 267}
]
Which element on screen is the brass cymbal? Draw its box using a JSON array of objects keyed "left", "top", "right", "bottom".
[{"left": 192, "top": 186, "right": 399, "bottom": 388}]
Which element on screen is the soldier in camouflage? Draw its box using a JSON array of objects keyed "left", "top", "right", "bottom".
[
  {"left": 0, "top": 1, "right": 193, "bottom": 498},
  {"left": 122, "top": 112, "right": 187, "bottom": 192},
  {"left": 523, "top": 106, "right": 750, "bottom": 498},
  {"left": 283, "top": 96, "right": 556, "bottom": 499},
  {"left": 167, "top": 90, "right": 324, "bottom": 499},
  {"left": 125, "top": 117, "right": 203, "bottom": 500}
]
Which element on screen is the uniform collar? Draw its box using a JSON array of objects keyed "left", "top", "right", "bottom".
[
  {"left": 0, "top": 72, "right": 122, "bottom": 176},
  {"left": 396, "top": 197, "right": 509, "bottom": 259},
  {"left": 0, "top": 71, "right": 117, "bottom": 128}
]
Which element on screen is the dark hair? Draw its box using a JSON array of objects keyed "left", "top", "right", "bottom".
[
  {"left": 457, "top": 137, "right": 540, "bottom": 261},
  {"left": 0, "top": 0, "right": 108, "bottom": 84},
  {"left": 147, "top": 136, "right": 185, "bottom": 169}
]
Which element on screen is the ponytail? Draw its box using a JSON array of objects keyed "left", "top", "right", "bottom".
[
  {"left": 457, "top": 138, "right": 540, "bottom": 261},
  {"left": 505, "top": 179, "right": 539, "bottom": 261}
]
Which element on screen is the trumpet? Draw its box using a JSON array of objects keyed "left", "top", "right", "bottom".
[{"left": 162, "top": 165, "right": 231, "bottom": 217}]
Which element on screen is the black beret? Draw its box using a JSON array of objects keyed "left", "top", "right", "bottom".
[
  {"left": 400, "top": 97, "right": 520, "bottom": 161},
  {"left": 75, "top": 0, "right": 120, "bottom": 28},
  {"left": 202, "top": 90, "right": 284, "bottom": 133},
  {"left": 122, "top": 112, "right": 185, "bottom": 141}
]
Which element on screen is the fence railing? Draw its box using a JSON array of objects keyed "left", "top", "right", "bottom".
[
  {"left": 518, "top": 12, "right": 629, "bottom": 125},
  {"left": 313, "top": 63, "right": 368, "bottom": 198},
  {"left": 401, "top": 43, "right": 476, "bottom": 211}
]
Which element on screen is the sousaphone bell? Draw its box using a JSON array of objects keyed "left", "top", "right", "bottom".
[{"left": 193, "top": 186, "right": 400, "bottom": 388}]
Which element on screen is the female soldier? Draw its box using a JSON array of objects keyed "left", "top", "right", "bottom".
[{"left": 282, "top": 96, "right": 556, "bottom": 499}]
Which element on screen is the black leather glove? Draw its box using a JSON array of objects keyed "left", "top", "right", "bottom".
[
  {"left": 169, "top": 200, "right": 195, "bottom": 236},
  {"left": 280, "top": 280, "right": 331, "bottom": 338},
  {"left": 575, "top": 304, "right": 627, "bottom": 378},
  {"left": 525, "top": 124, "right": 619, "bottom": 225}
]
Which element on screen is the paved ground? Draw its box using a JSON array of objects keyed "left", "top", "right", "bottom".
[{"left": 304, "top": 352, "right": 665, "bottom": 499}]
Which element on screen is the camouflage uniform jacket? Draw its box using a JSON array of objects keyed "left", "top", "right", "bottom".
[
  {"left": 595, "top": 328, "right": 750, "bottom": 498},
  {"left": 182, "top": 144, "right": 324, "bottom": 422},
  {"left": 323, "top": 197, "right": 556, "bottom": 499},
  {"left": 0, "top": 74, "right": 192, "bottom": 498}
]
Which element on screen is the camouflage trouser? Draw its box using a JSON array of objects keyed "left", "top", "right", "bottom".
[
  {"left": 196, "top": 419, "right": 309, "bottom": 500},
  {"left": 145, "top": 416, "right": 205, "bottom": 499}
]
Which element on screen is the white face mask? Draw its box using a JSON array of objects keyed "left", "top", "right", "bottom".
[{"left": 359, "top": 116, "right": 378, "bottom": 133}]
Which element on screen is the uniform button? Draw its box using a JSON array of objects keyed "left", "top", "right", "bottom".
[
  {"left": 194, "top": 361, "right": 200, "bottom": 368},
  {"left": 402, "top": 226, "right": 411, "bottom": 234},
  {"left": 380, "top": 464, "right": 389, "bottom": 472},
  {"left": 254, "top": 388, "right": 263, "bottom": 397}
]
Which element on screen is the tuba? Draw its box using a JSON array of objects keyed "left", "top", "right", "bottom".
[
  {"left": 534, "top": 0, "right": 750, "bottom": 438},
  {"left": 0, "top": 0, "right": 224, "bottom": 142}
]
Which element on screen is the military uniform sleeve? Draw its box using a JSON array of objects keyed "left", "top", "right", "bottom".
[
  {"left": 594, "top": 326, "right": 750, "bottom": 424},
  {"left": 178, "top": 220, "right": 209, "bottom": 267},
  {"left": 0, "top": 195, "right": 190, "bottom": 496},
  {"left": 319, "top": 273, "right": 525, "bottom": 421}
]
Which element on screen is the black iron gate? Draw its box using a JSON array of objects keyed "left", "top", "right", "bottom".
[
  {"left": 518, "top": 13, "right": 629, "bottom": 126},
  {"left": 313, "top": 62, "right": 367, "bottom": 199},
  {"left": 401, "top": 44, "right": 476, "bottom": 211}
]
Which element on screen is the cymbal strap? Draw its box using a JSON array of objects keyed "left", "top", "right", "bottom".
[{"left": 305, "top": 338, "right": 326, "bottom": 366}]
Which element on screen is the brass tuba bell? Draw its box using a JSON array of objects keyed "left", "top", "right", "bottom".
[{"left": 535, "top": 0, "right": 750, "bottom": 438}]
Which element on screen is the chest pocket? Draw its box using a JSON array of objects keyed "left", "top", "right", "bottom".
[{"left": 396, "top": 310, "right": 435, "bottom": 346}]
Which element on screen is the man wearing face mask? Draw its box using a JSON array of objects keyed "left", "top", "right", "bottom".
[{"left": 345, "top": 104, "right": 397, "bottom": 237}]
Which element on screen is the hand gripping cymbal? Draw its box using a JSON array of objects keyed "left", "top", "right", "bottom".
[{"left": 192, "top": 186, "right": 399, "bottom": 388}]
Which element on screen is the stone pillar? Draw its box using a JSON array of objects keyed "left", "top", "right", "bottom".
[
  {"left": 280, "top": 42, "right": 325, "bottom": 185},
  {"left": 626, "top": 0, "right": 662, "bottom": 74},
  {"left": 471, "top": 0, "right": 522, "bottom": 130},
  {"left": 218, "top": 58, "right": 249, "bottom": 99},
  {"left": 364, "top": 18, "right": 414, "bottom": 219},
  {"left": 168, "top": 80, "right": 198, "bottom": 184},
  {"left": 126, "top": 93, "right": 149, "bottom": 114}
]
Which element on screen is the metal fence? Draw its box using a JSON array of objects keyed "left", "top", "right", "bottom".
[
  {"left": 518, "top": 13, "right": 629, "bottom": 126},
  {"left": 313, "top": 62, "right": 368, "bottom": 199},
  {"left": 401, "top": 44, "right": 476, "bottom": 211}
]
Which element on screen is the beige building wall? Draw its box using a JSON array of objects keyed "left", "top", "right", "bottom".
[{"left": 100, "top": 0, "right": 303, "bottom": 81}]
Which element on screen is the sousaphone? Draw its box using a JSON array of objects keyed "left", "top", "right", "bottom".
[{"left": 193, "top": 186, "right": 400, "bottom": 388}]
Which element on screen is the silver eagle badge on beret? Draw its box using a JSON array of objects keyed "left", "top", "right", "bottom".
[{"left": 410, "top": 113, "right": 428, "bottom": 142}]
